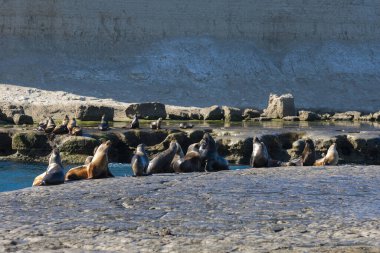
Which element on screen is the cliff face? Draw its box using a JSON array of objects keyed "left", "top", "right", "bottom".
[{"left": 0, "top": 0, "right": 380, "bottom": 111}]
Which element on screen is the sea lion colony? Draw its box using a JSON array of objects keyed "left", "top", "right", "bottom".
[{"left": 32, "top": 115, "right": 339, "bottom": 186}]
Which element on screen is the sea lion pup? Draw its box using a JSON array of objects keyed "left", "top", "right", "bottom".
[
  {"left": 170, "top": 142, "right": 185, "bottom": 172},
  {"left": 250, "top": 137, "right": 270, "bottom": 168},
  {"left": 199, "top": 133, "right": 229, "bottom": 172},
  {"left": 44, "top": 117, "right": 56, "bottom": 134},
  {"left": 179, "top": 122, "right": 194, "bottom": 129},
  {"left": 33, "top": 149, "right": 65, "bottom": 186},
  {"left": 301, "top": 138, "right": 316, "bottom": 166},
  {"left": 65, "top": 140, "right": 113, "bottom": 180},
  {"left": 130, "top": 114, "right": 139, "bottom": 129},
  {"left": 131, "top": 144, "right": 149, "bottom": 176},
  {"left": 53, "top": 115, "right": 70, "bottom": 134},
  {"left": 98, "top": 114, "right": 109, "bottom": 131},
  {"left": 178, "top": 143, "right": 202, "bottom": 172},
  {"left": 150, "top": 118, "right": 162, "bottom": 130},
  {"left": 146, "top": 141, "right": 178, "bottom": 174},
  {"left": 314, "top": 143, "right": 339, "bottom": 166}
]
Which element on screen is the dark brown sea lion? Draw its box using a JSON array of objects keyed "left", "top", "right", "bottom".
[
  {"left": 131, "top": 144, "right": 149, "bottom": 176},
  {"left": 33, "top": 149, "right": 65, "bottom": 186},
  {"left": 250, "top": 137, "right": 270, "bottom": 168},
  {"left": 170, "top": 142, "right": 185, "bottom": 172},
  {"left": 130, "top": 114, "right": 139, "bottom": 129},
  {"left": 52, "top": 115, "right": 69, "bottom": 134},
  {"left": 178, "top": 143, "right": 202, "bottom": 172},
  {"left": 199, "top": 133, "right": 229, "bottom": 172},
  {"left": 98, "top": 114, "right": 109, "bottom": 131},
  {"left": 314, "top": 143, "right": 339, "bottom": 166},
  {"left": 150, "top": 118, "right": 162, "bottom": 130},
  {"left": 146, "top": 141, "right": 177, "bottom": 174},
  {"left": 65, "top": 140, "right": 112, "bottom": 180},
  {"left": 45, "top": 117, "right": 56, "bottom": 134},
  {"left": 301, "top": 138, "right": 316, "bottom": 166},
  {"left": 67, "top": 118, "right": 77, "bottom": 134}
]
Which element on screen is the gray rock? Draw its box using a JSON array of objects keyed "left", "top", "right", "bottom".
[
  {"left": 125, "top": 102, "right": 166, "bottom": 120},
  {"left": 222, "top": 106, "right": 242, "bottom": 121},
  {"left": 252, "top": 117, "right": 272, "bottom": 122},
  {"left": 11, "top": 131, "right": 51, "bottom": 156},
  {"left": 76, "top": 105, "right": 114, "bottom": 121},
  {"left": 359, "top": 114, "right": 374, "bottom": 121},
  {"left": 200, "top": 105, "right": 223, "bottom": 120},
  {"left": 332, "top": 111, "right": 361, "bottom": 121},
  {"left": 0, "top": 131, "right": 13, "bottom": 156},
  {"left": 373, "top": 112, "right": 380, "bottom": 121},
  {"left": 12, "top": 114, "right": 34, "bottom": 125},
  {"left": 242, "top": 108, "right": 261, "bottom": 119},
  {"left": 283, "top": 116, "right": 300, "bottom": 121},
  {"left": 298, "top": 110, "right": 321, "bottom": 121},
  {"left": 263, "top": 93, "right": 296, "bottom": 119},
  {"left": 165, "top": 105, "right": 202, "bottom": 120},
  {"left": 1, "top": 105, "right": 25, "bottom": 123}
]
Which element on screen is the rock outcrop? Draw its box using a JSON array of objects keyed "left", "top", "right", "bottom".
[{"left": 263, "top": 94, "right": 296, "bottom": 119}]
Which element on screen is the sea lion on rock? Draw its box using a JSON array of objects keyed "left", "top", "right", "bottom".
[
  {"left": 52, "top": 115, "right": 69, "bottom": 134},
  {"left": 67, "top": 117, "right": 82, "bottom": 136},
  {"left": 301, "top": 138, "right": 316, "bottom": 166},
  {"left": 250, "top": 137, "right": 270, "bottom": 168},
  {"left": 170, "top": 142, "right": 185, "bottom": 172},
  {"left": 37, "top": 118, "right": 48, "bottom": 132},
  {"left": 98, "top": 114, "right": 109, "bottom": 131},
  {"left": 178, "top": 143, "right": 202, "bottom": 172},
  {"left": 199, "top": 133, "right": 229, "bottom": 172},
  {"left": 150, "top": 118, "right": 162, "bottom": 130},
  {"left": 130, "top": 114, "right": 139, "bottom": 129},
  {"left": 65, "top": 140, "right": 113, "bottom": 180},
  {"left": 147, "top": 141, "right": 177, "bottom": 174},
  {"left": 33, "top": 149, "right": 65, "bottom": 186},
  {"left": 314, "top": 143, "right": 339, "bottom": 166},
  {"left": 131, "top": 144, "right": 149, "bottom": 176},
  {"left": 45, "top": 117, "right": 56, "bottom": 134}
]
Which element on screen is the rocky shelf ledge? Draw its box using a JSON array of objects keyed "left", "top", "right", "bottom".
[{"left": 0, "top": 166, "right": 379, "bottom": 252}]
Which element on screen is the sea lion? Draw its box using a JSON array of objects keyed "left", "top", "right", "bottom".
[
  {"left": 150, "top": 118, "right": 162, "bottom": 130},
  {"left": 178, "top": 143, "right": 202, "bottom": 172},
  {"left": 199, "top": 133, "right": 229, "bottom": 172},
  {"left": 98, "top": 114, "right": 109, "bottom": 131},
  {"left": 250, "top": 137, "right": 270, "bottom": 168},
  {"left": 45, "top": 117, "right": 56, "bottom": 134},
  {"left": 65, "top": 140, "right": 113, "bottom": 180},
  {"left": 33, "top": 149, "right": 65, "bottom": 186},
  {"left": 37, "top": 118, "right": 48, "bottom": 132},
  {"left": 179, "top": 122, "right": 194, "bottom": 129},
  {"left": 131, "top": 144, "right": 149, "bottom": 176},
  {"left": 52, "top": 115, "right": 69, "bottom": 134},
  {"left": 130, "top": 114, "right": 139, "bottom": 129},
  {"left": 170, "top": 142, "right": 185, "bottom": 172},
  {"left": 301, "top": 138, "right": 316, "bottom": 166},
  {"left": 146, "top": 141, "right": 177, "bottom": 174},
  {"left": 67, "top": 118, "right": 77, "bottom": 134},
  {"left": 314, "top": 143, "right": 339, "bottom": 166}
]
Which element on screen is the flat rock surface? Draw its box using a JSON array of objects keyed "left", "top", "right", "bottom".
[{"left": 0, "top": 166, "right": 379, "bottom": 252}]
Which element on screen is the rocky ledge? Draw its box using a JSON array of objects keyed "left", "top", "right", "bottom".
[{"left": 0, "top": 166, "right": 379, "bottom": 252}]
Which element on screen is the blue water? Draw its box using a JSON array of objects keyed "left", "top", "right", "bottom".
[{"left": 0, "top": 161, "right": 249, "bottom": 192}]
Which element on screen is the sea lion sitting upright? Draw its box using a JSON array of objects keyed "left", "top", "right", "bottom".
[
  {"left": 37, "top": 118, "right": 48, "bottom": 132},
  {"left": 178, "top": 143, "right": 202, "bottom": 172},
  {"left": 65, "top": 140, "right": 113, "bottom": 180},
  {"left": 53, "top": 115, "right": 69, "bottom": 134},
  {"left": 199, "top": 133, "right": 229, "bottom": 172},
  {"left": 33, "top": 149, "right": 65, "bottom": 186},
  {"left": 150, "top": 118, "right": 162, "bottom": 130},
  {"left": 45, "top": 117, "right": 56, "bottom": 134},
  {"left": 170, "top": 142, "right": 185, "bottom": 172},
  {"left": 130, "top": 114, "right": 139, "bottom": 129},
  {"left": 314, "top": 143, "right": 339, "bottom": 166},
  {"left": 301, "top": 138, "right": 316, "bottom": 166},
  {"left": 250, "top": 137, "right": 270, "bottom": 168},
  {"left": 147, "top": 141, "right": 178, "bottom": 174},
  {"left": 67, "top": 117, "right": 82, "bottom": 136},
  {"left": 98, "top": 114, "right": 109, "bottom": 131},
  {"left": 131, "top": 144, "right": 149, "bottom": 176}
]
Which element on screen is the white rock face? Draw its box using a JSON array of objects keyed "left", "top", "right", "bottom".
[
  {"left": 263, "top": 94, "right": 296, "bottom": 119},
  {"left": 1, "top": 1, "right": 380, "bottom": 111}
]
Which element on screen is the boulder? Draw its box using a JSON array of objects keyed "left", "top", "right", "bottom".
[
  {"left": 76, "top": 105, "right": 114, "bottom": 121},
  {"left": 298, "top": 111, "right": 321, "bottom": 121},
  {"left": 59, "top": 136, "right": 100, "bottom": 155},
  {"left": 12, "top": 132, "right": 51, "bottom": 156},
  {"left": 22, "top": 104, "right": 77, "bottom": 122},
  {"left": 222, "top": 106, "right": 243, "bottom": 121},
  {"left": 13, "top": 114, "right": 34, "bottom": 125},
  {"left": 125, "top": 102, "right": 166, "bottom": 120},
  {"left": 332, "top": 111, "right": 361, "bottom": 121},
  {"left": 1, "top": 105, "right": 25, "bottom": 123},
  {"left": 0, "top": 131, "right": 13, "bottom": 156},
  {"left": 359, "top": 114, "right": 374, "bottom": 121},
  {"left": 319, "top": 113, "right": 331, "bottom": 120},
  {"left": 242, "top": 109, "right": 261, "bottom": 119},
  {"left": 200, "top": 105, "right": 223, "bottom": 120},
  {"left": 373, "top": 112, "right": 380, "bottom": 121},
  {"left": 263, "top": 94, "right": 296, "bottom": 119},
  {"left": 123, "top": 130, "right": 168, "bottom": 147},
  {"left": 165, "top": 105, "right": 202, "bottom": 120}
]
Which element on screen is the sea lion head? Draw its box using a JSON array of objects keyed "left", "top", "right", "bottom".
[
  {"left": 96, "top": 140, "right": 112, "bottom": 154},
  {"left": 187, "top": 143, "right": 200, "bottom": 153},
  {"left": 49, "top": 148, "right": 62, "bottom": 166},
  {"left": 136, "top": 143, "right": 147, "bottom": 153}
]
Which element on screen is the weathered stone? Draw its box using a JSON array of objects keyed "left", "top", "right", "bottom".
[
  {"left": 332, "top": 111, "right": 361, "bottom": 121},
  {"left": 263, "top": 93, "right": 296, "bottom": 119},
  {"left": 346, "top": 133, "right": 380, "bottom": 164},
  {"left": 12, "top": 132, "right": 51, "bottom": 156},
  {"left": 360, "top": 114, "right": 374, "bottom": 121},
  {"left": 252, "top": 117, "right": 272, "bottom": 122},
  {"left": 1, "top": 105, "right": 25, "bottom": 123},
  {"left": 298, "top": 110, "right": 321, "bottom": 121},
  {"left": 222, "top": 106, "right": 242, "bottom": 121},
  {"left": 0, "top": 132, "right": 13, "bottom": 156},
  {"left": 125, "top": 102, "right": 166, "bottom": 120},
  {"left": 58, "top": 136, "right": 99, "bottom": 155},
  {"left": 200, "top": 105, "right": 223, "bottom": 120},
  {"left": 283, "top": 116, "right": 300, "bottom": 121},
  {"left": 373, "top": 112, "right": 380, "bottom": 121},
  {"left": 319, "top": 113, "right": 331, "bottom": 120},
  {"left": 165, "top": 105, "right": 202, "bottom": 120},
  {"left": 123, "top": 130, "right": 168, "bottom": 147},
  {"left": 242, "top": 108, "right": 261, "bottom": 119},
  {"left": 76, "top": 105, "right": 114, "bottom": 121},
  {"left": 12, "top": 114, "right": 34, "bottom": 125}
]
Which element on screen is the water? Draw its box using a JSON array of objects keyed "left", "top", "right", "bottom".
[{"left": 0, "top": 161, "right": 249, "bottom": 192}]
